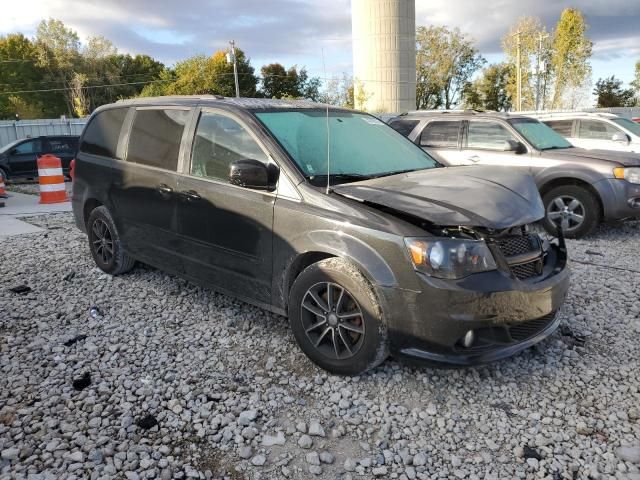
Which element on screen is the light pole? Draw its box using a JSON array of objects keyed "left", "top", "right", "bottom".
[
  {"left": 534, "top": 32, "right": 549, "bottom": 111},
  {"left": 227, "top": 40, "right": 240, "bottom": 98},
  {"left": 515, "top": 30, "right": 522, "bottom": 112}
]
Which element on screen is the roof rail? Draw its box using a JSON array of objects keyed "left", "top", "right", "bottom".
[
  {"left": 519, "top": 109, "right": 617, "bottom": 118},
  {"left": 116, "top": 94, "right": 225, "bottom": 103}
]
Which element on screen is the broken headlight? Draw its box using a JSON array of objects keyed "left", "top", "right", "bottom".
[{"left": 404, "top": 238, "right": 497, "bottom": 279}]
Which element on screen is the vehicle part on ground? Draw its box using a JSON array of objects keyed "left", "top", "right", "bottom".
[
  {"left": 542, "top": 185, "right": 600, "bottom": 238},
  {"left": 288, "top": 258, "right": 388, "bottom": 375},
  {"left": 87, "top": 206, "right": 136, "bottom": 275}
]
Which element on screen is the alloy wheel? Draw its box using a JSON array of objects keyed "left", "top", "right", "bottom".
[
  {"left": 546, "top": 195, "right": 585, "bottom": 232},
  {"left": 91, "top": 218, "right": 114, "bottom": 265},
  {"left": 300, "top": 282, "right": 365, "bottom": 360}
]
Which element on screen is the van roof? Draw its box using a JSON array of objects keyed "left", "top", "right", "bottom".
[{"left": 110, "top": 95, "right": 346, "bottom": 111}]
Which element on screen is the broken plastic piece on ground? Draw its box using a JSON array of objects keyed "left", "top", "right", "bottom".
[
  {"left": 89, "top": 306, "right": 102, "bottom": 319},
  {"left": 63, "top": 271, "right": 76, "bottom": 281},
  {"left": 585, "top": 250, "right": 604, "bottom": 257},
  {"left": 523, "top": 445, "right": 542, "bottom": 460},
  {"left": 137, "top": 414, "right": 159, "bottom": 430},
  {"left": 72, "top": 372, "right": 91, "bottom": 391},
  {"left": 9, "top": 285, "right": 32, "bottom": 294},
  {"left": 559, "top": 325, "right": 587, "bottom": 348},
  {"left": 63, "top": 335, "right": 87, "bottom": 347}
]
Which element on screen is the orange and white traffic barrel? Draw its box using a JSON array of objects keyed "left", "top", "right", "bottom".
[
  {"left": 0, "top": 173, "right": 7, "bottom": 199},
  {"left": 37, "top": 154, "right": 68, "bottom": 204}
]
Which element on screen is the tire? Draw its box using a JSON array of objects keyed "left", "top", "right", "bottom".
[
  {"left": 0, "top": 167, "right": 8, "bottom": 183},
  {"left": 288, "top": 258, "right": 389, "bottom": 375},
  {"left": 541, "top": 185, "right": 600, "bottom": 239},
  {"left": 87, "top": 206, "right": 136, "bottom": 275}
]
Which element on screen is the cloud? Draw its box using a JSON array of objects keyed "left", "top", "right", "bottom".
[{"left": 1, "top": 0, "right": 638, "bottom": 74}]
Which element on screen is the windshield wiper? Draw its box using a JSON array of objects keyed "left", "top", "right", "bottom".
[
  {"left": 310, "top": 173, "right": 373, "bottom": 184},
  {"left": 371, "top": 168, "right": 426, "bottom": 178},
  {"left": 541, "top": 146, "right": 571, "bottom": 151}
]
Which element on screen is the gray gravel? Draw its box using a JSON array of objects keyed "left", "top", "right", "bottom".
[{"left": 1, "top": 212, "right": 639, "bottom": 480}]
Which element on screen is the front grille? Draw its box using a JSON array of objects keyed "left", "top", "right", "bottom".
[
  {"left": 511, "top": 260, "right": 543, "bottom": 280},
  {"left": 508, "top": 312, "right": 557, "bottom": 341},
  {"left": 494, "top": 233, "right": 543, "bottom": 280},
  {"left": 496, "top": 234, "right": 537, "bottom": 256}
]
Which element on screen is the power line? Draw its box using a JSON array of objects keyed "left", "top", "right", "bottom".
[{"left": 0, "top": 79, "right": 172, "bottom": 96}]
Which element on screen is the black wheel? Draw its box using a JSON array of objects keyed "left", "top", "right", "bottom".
[
  {"left": 541, "top": 185, "right": 600, "bottom": 239},
  {"left": 288, "top": 258, "right": 388, "bottom": 375},
  {"left": 87, "top": 206, "right": 136, "bottom": 275}
]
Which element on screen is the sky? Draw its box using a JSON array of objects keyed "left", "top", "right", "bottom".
[{"left": 1, "top": 0, "right": 639, "bottom": 91}]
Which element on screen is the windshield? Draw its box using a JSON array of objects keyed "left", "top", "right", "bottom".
[
  {"left": 255, "top": 110, "right": 439, "bottom": 186},
  {"left": 509, "top": 118, "right": 573, "bottom": 150},
  {"left": 0, "top": 139, "right": 22, "bottom": 154},
  {"left": 611, "top": 117, "right": 640, "bottom": 137}
]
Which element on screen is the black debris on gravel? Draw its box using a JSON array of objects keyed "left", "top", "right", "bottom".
[
  {"left": 9, "top": 285, "right": 32, "bottom": 294},
  {"left": 559, "top": 325, "right": 587, "bottom": 349},
  {"left": 585, "top": 250, "right": 604, "bottom": 257},
  {"left": 63, "top": 271, "right": 76, "bottom": 281},
  {"left": 63, "top": 335, "right": 87, "bottom": 347},
  {"left": 523, "top": 445, "right": 542, "bottom": 460},
  {"left": 72, "top": 372, "right": 91, "bottom": 391},
  {"left": 137, "top": 414, "right": 159, "bottom": 430}
]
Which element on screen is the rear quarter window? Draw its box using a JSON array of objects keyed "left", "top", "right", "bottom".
[
  {"left": 80, "top": 108, "right": 128, "bottom": 158},
  {"left": 420, "top": 121, "right": 461, "bottom": 148},
  {"left": 388, "top": 119, "right": 419, "bottom": 137},
  {"left": 544, "top": 120, "right": 573, "bottom": 137}
]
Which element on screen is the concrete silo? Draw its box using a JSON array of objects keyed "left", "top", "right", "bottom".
[{"left": 351, "top": 0, "right": 416, "bottom": 113}]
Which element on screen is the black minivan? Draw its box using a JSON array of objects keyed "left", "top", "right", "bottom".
[{"left": 72, "top": 96, "right": 570, "bottom": 374}]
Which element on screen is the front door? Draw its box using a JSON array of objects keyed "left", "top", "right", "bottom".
[
  {"left": 177, "top": 109, "right": 275, "bottom": 304},
  {"left": 9, "top": 138, "right": 43, "bottom": 176},
  {"left": 461, "top": 120, "right": 532, "bottom": 173}
]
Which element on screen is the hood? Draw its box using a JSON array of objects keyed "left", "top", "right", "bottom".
[
  {"left": 543, "top": 147, "right": 640, "bottom": 167},
  {"left": 332, "top": 166, "right": 544, "bottom": 230}
]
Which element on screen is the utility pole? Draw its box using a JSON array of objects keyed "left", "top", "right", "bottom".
[
  {"left": 515, "top": 31, "right": 522, "bottom": 112},
  {"left": 534, "top": 32, "right": 548, "bottom": 111},
  {"left": 227, "top": 40, "right": 240, "bottom": 98}
]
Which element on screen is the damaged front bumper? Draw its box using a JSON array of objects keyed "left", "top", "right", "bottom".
[{"left": 378, "top": 238, "right": 570, "bottom": 366}]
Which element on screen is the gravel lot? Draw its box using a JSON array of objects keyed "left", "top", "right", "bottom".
[{"left": 1, "top": 212, "right": 639, "bottom": 480}]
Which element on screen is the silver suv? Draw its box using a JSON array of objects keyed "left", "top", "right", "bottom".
[{"left": 388, "top": 111, "right": 640, "bottom": 238}]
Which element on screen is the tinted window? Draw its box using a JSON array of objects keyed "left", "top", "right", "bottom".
[
  {"left": 578, "top": 120, "right": 621, "bottom": 140},
  {"left": 47, "top": 137, "right": 78, "bottom": 154},
  {"left": 191, "top": 112, "right": 268, "bottom": 182},
  {"left": 420, "top": 121, "right": 460, "bottom": 148},
  {"left": 80, "top": 108, "right": 127, "bottom": 158},
  {"left": 14, "top": 139, "right": 42, "bottom": 154},
  {"left": 467, "top": 121, "right": 517, "bottom": 150},
  {"left": 127, "top": 109, "right": 189, "bottom": 171},
  {"left": 388, "top": 119, "right": 419, "bottom": 137},
  {"left": 612, "top": 117, "right": 640, "bottom": 136},
  {"left": 544, "top": 120, "right": 573, "bottom": 137}
]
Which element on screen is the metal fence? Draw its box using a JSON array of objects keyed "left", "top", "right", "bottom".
[{"left": 0, "top": 118, "right": 87, "bottom": 149}]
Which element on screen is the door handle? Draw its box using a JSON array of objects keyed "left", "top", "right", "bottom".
[
  {"left": 469, "top": 155, "right": 481, "bottom": 163},
  {"left": 157, "top": 184, "right": 173, "bottom": 196},
  {"left": 179, "top": 190, "right": 201, "bottom": 202}
]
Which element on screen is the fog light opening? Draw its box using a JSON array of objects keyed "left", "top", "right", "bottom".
[
  {"left": 628, "top": 197, "right": 640, "bottom": 209},
  {"left": 462, "top": 330, "right": 475, "bottom": 348}
]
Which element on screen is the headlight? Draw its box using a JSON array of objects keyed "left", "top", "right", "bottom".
[
  {"left": 404, "top": 238, "right": 497, "bottom": 279},
  {"left": 614, "top": 167, "right": 640, "bottom": 184}
]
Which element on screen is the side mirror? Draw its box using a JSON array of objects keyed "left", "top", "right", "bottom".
[
  {"left": 503, "top": 139, "right": 527, "bottom": 154},
  {"left": 9, "top": 149, "right": 17, "bottom": 155},
  {"left": 612, "top": 132, "right": 630, "bottom": 144},
  {"left": 229, "top": 159, "right": 278, "bottom": 191}
]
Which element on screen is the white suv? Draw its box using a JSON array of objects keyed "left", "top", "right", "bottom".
[{"left": 528, "top": 112, "right": 640, "bottom": 153}]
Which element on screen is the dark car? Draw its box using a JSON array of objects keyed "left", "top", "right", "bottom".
[
  {"left": 388, "top": 111, "right": 640, "bottom": 238},
  {"left": 0, "top": 135, "right": 79, "bottom": 181},
  {"left": 72, "top": 96, "right": 570, "bottom": 375}
]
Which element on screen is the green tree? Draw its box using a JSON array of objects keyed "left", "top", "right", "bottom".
[
  {"left": 260, "top": 63, "right": 321, "bottom": 100},
  {"left": 318, "top": 73, "right": 353, "bottom": 108},
  {"left": 0, "top": 33, "right": 51, "bottom": 118},
  {"left": 416, "top": 25, "right": 485, "bottom": 109},
  {"left": 464, "top": 63, "right": 512, "bottom": 111},
  {"left": 594, "top": 76, "right": 635, "bottom": 108},
  {"left": 501, "top": 16, "right": 551, "bottom": 110},
  {"left": 550, "top": 8, "right": 593, "bottom": 109}
]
